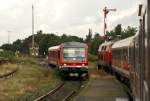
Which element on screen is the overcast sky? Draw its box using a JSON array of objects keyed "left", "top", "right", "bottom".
[{"left": 0, "top": 0, "right": 141, "bottom": 45}]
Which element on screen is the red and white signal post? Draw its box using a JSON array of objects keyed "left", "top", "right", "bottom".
[{"left": 103, "top": 7, "right": 116, "bottom": 41}]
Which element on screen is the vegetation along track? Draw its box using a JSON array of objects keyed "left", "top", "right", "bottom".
[{"left": 35, "top": 80, "right": 83, "bottom": 101}]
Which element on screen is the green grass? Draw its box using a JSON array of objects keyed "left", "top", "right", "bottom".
[
  {"left": 88, "top": 53, "right": 98, "bottom": 68},
  {"left": 0, "top": 63, "right": 18, "bottom": 76},
  {"left": 0, "top": 51, "right": 15, "bottom": 61},
  {"left": 0, "top": 56, "right": 61, "bottom": 101}
]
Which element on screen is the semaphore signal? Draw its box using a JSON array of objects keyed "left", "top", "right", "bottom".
[{"left": 103, "top": 7, "right": 116, "bottom": 41}]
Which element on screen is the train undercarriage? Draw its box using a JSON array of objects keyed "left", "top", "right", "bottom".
[{"left": 59, "top": 66, "right": 89, "bottom": 78}]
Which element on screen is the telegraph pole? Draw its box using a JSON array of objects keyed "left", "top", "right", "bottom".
[
  {"left": 32, "top": 5, "right": 35, "bottom": 49},
  {"left": 103, "top": 7, "right": 116, "bottom": 41},
  {"left": 7, "top": 31, "right": 11, "bottom": 44},
  {"left": 29, "top": 4, "right": 39, "bottom": 56}
]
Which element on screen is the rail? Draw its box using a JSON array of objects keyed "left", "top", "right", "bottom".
[
  {"left": 0, "top": 67, "right": 19, "bottom": 79},
  {"left": 34, "top": 80, "right": 82, "bottom": 101},
  {"left": 34, "top": 82, "right": 65, "bottom": 101}
]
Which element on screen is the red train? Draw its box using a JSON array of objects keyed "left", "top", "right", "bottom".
[
  {"left": 98, "top": 1, "right": 149, "bottom": 100},
  {"left": 48, "top": 42, "right": 88, "bottom": 77},
  {"left": 97, "top": 41, "right": 113, "bottom": 72}
]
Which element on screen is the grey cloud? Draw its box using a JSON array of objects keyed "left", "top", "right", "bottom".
[{"left": 0, "top": 0, "right": 140, "bottom": 45}]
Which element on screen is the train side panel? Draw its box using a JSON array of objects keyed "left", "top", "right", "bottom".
[
  {"left": 48, "top": 46, "right": 60, "bottom": 67},
  {"left": 131, "top": 1, "right": 149, "bottom": 100},
  {"left": 112, "top": 37, "right": 135, "bottom": 86}
]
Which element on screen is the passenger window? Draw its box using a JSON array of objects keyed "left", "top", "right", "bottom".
[
  {"left": 102, "top": 46, "right": 104, "bottom": 50},
  {"left": 104, "top": 46, "right": 106, "bottom": 50}
]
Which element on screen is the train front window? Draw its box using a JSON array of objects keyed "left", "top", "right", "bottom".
[{"left": 62, "top": 47, "right": 86, "bottom": 62}]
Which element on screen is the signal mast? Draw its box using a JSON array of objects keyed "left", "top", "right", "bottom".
[{"left": 103, "top": 7, "right": 116, "bottom": 41}]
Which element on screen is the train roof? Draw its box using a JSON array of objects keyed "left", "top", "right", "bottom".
[
  {"left": 112, "top": 36, "right": 134, "bottom": 49},
  {"left": 61, "top": 42, "right": 87, "bottom": 47},
  {"left": 98, "top": 41, "right": 113, "bottom": 51},
  {"left": 48, "top": 45, "right": 60, "bottom": 51}
]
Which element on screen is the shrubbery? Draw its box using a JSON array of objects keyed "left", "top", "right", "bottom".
[
  {"left": 88, "top": 53, "right": 97, "bottom": 62},
  {"left": 0, "top": 51, "right": 15, "bottom": 61}
]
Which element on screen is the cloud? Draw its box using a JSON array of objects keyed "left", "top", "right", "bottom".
[
  {"left": 98, "top": 0, "right": 140, "bottom": 32},
  {"left": 0, "top": 0, "right": 140, "bottom": 45}
]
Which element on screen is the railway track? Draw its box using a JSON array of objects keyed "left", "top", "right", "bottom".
[{"left": 34, "top": 80, "right": 83, "bottom": 101}]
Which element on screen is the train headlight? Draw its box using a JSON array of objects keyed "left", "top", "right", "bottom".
[
  {"left": 64, "top": 63, "right": 66, "bottom": 66},
  {"left": 82, "top": 64, "right": 85, "bottom": 66}
]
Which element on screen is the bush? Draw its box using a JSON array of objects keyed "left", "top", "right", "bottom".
[
  {"left": 0, "top": 51, "right": 15, "bottom": 61},
  {"left": 88, "top": 53, "right": 97, "bottom": 62}
]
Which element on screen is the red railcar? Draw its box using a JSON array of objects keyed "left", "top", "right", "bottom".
[
  {"left": 112, "top": 36, "right": 134, "bottom": 84},
  {"left": 48, "top": 42, "right": 88, "bottom": 77},
  {"left": 97, "top": 41, "right": 113, "bottom": 72}
]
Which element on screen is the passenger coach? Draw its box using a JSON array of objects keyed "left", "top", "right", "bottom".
[
  {"left": 111, "top": 36, "right": 134, "bottom": 86},
  {"left": 48, "top": 42, "right": 88, "bottom": 77}
]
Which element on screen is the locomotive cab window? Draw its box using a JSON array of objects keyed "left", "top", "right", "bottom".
[{"left": 62, "top": 47, "right": 86, "bottom": 62}]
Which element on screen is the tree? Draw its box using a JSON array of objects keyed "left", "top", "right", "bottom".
[
  {"left": 39, "top": 33, "right": 64, "bottom": 55},
  {"left": 12, "top": 39, "right": 23, "bottom": 52},
  {"left": 85, "top": 28, "right": 92, "bottom": 43},
  {"left": 61, "top": 34, "right": 68, "bottom": 42},
  {"left": 109, "top": 24, "right": 137, "bottom": 40},
  {"left": 115, "top": 24, "right": 122, "bottom": 36},
  {"left": 37, "top": 30, "right": 43, "bottom": 35},
  {"left": 122, "top": 26, "right": 137, "bottom": 39},
  {"left": 0, "top": 31, "right": 90, "bottom": 56},
  {"left": 85, "top": 28, "right": 93, "bottom": 53},
  {"left": 1, "top": 44, "right": 12, "bottom": 51},
  {"left": 109, "top": 30, "right": 116, "bottom": 40},
  {"left": 90, "top": 33, "right": 102, "bottom": 55},
  {"left": 108, "top": 24, "right": 122, "bottom": 40}
]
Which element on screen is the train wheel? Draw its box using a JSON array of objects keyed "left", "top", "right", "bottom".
[
  {"left": 78, "top": 73, "right": 81, "bottom": 78},
  {"left": 112, "top": 70, "right": 115, "bottom": 76},
  {"left": 110, "top": 68, "right": 113, "bottom": 75},
  {"left": 97, "top": 64, "right": 101, "bottom": 70},
  {"left": 81, "top": 73, "right": 89, "bottom": 81},
  {"left": 108, "top": 66, "right": 112, "bottom": 74},
  {"left": 85, "top": 73, "right": 89, "bottom": 80}
]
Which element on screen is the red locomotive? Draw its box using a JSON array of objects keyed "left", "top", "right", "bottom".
[
  {"left": 97, "top": 41, "right": 113, "bottom": 72},
  {"left": 48, "top": 42, "right": 88, "bottom": 77}
]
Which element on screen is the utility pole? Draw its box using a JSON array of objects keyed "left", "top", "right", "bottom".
[
  {"left": 29, "top": 4, "right": 39, "bottom": 56},
  {"left": 7, "top": 31, "right": 11, "bottom": 44},
  {"left": 103, "top": 7, "right": 116, "bottom": 41},
  {"left": 32, "top": 5, "right": 35, "bottom": 49}
]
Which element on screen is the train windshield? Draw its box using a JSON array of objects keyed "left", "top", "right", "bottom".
[{"left": 62, "top": 47, "right": 86, "bottom": 62}]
